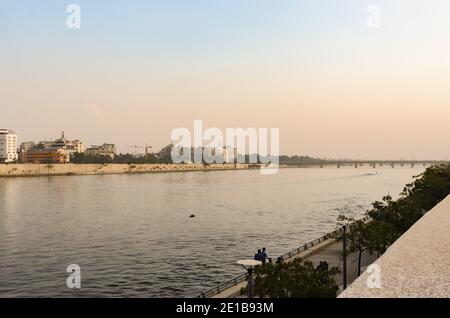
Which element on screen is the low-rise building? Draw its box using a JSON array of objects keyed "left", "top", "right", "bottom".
[
  {"left": 86, "top": 143, "right": 116, "bottom": 159},
  {"left": 18, "top": 142, "right": 35, "bottom": 163},
  {"left": 19, "top": 132, "right": 84, "bottom": 163},
  {"left": 0, "top": 129, "right": 18, "bottom": 163},
  {"left": 47, "top": 132, "right": 84, "bottom": 158},
  {"left": 23, "top": 148, "right": 68, "bottom": 164}
]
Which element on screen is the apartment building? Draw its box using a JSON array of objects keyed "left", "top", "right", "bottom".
[
  {"left": 0, "top": 129, "right": 18, "bottom": 163},
  {"left": 86, "top": 143, "right": 116, "bottom": 159}
]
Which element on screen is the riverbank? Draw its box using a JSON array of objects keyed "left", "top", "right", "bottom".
[{"left": 0, "top": 163, "right": 253, "bottom": 177}]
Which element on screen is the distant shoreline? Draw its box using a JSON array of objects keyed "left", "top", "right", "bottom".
[
  {"left": 0, "top": 162, "right": 433, "bottom": 179},
  {"left": 0, "top": 163, "right": 262, "bottom": 178}
]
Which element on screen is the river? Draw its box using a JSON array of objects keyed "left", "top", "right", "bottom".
[{"left": 0, "top": 167, "right": 424, "bottom": 297}]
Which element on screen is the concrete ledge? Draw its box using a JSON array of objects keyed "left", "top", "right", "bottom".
[
  {"left": 339, "top": 195, "right": 450, "bottom": 298},
  {"left": 0, "top": 163, "right": 251, "bottom": 177}
]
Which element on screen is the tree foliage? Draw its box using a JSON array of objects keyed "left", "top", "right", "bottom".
[
  {"left": 71, "top": 145, "right": 174, "bottom": 164},
  {"left": 336, "top": 164, "right": 450, "bottom": 264},
  {"left": 246, "top": 259, "right": 339, "bottom": 298}
]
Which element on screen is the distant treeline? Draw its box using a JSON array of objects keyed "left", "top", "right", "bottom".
[
  {"left": 71, "top": 154, "right": 326, "bottom": 165},
  {"left": 278, "top": 155, "right": 326, "bottom": 166},
  {"left": 71, "top": 144, "right": 326, "bottom": 165}
]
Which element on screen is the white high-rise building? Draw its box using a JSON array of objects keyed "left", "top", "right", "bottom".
[{"left": 0, "top": 129, "right": 18, "bottom": 163}]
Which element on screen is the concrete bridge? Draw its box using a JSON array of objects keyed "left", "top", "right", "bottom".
[{"left": 303, "top": 160, "right": 449, "bottom": 169}]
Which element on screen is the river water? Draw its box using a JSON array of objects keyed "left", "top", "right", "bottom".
[{"left": 0, "top": 167, "right": 424, "bottom": 297}]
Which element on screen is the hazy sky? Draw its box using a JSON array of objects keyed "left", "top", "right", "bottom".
[{"left": 1, "top": 0, "right": 450, "bottom": 159}]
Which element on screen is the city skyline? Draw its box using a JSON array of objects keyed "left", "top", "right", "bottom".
[
  {"left": 2, "top": 127, "right": 448, "bottom": 161},
  {"left": 2, "top": 1, "right": 450, "bottom": 159}
]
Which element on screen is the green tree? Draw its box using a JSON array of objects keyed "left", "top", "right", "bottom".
[
  {"left": 351, "top": 164, "right": 450, "bottom": 259},
  {"left": 245, "top": 259, "right": 339, "bottom": 298},
  {"left": 364, "top": 220, "right": 397, "bottom": 257},
  {"left": 334, "top": 215, "right": 371, "bottom": 276}
]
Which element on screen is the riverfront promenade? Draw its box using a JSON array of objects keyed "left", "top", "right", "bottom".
[{"left": 205, "top": 235, "right": 377, "bottom": 298}]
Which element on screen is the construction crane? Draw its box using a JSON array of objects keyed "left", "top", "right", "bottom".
[{"left": 127, "top": 143, "right": 152, "bottom": 157}]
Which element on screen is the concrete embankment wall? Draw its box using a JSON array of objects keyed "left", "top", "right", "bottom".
[{"left": 0, "top": 163, "right": 251, "bottom": 177}]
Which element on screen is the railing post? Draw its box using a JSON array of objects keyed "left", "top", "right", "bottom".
[
  {"left": 247, "top": 268, "right": 254, "bottom": 299},
  {"left": 342, "top": 225, "right": 348, "bottom": 290}
]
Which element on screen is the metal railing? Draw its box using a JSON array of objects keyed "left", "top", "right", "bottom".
[
  {"left": 196, "top": 216, "right": 370, "bottom": 298},
  {"left": 197, "top": 273, "right": 248, "bottom": 298}
]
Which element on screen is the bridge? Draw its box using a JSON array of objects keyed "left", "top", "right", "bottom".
[{"left": 291, "top": 160, "right": 449, "bottom": 169}]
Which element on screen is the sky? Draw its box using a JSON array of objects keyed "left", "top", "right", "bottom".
[{"left": 1, "top": 0, "right": 450, "bottom": 159}]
